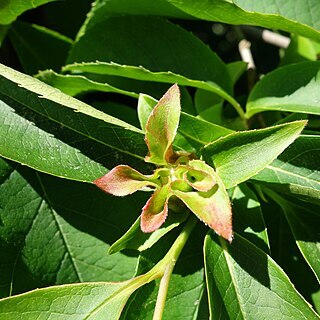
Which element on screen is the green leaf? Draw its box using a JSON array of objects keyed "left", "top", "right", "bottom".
[
  {"left": 227, "top": 61, "right": 247, "bottom": 85},
  {"left": 246, "top": 62, "right": 320, "bottom": 118},
  {"left": 69, "top": 16, "right": 231, "bottom": 92},
  {"left": 8, "top": 21, "right": 72, "bottom": 75},
  {"left": 166, "top": 0, "right": 320, "bottom": 41},
  {"left": 202, "top": 121, "right": 306, "bottom": 189},
  {"left": 252, "top": 135, "right": 320, "bottom": 203},
  {"left": 265, "top": 190, "right": 320, "bottom": 283},
  {"left": 0, "top": 98, "right": 106, "bottom": 182},
  {"left": 64, "top": 61, "right": 241, "bottom": 117},
  {"left": 0, "top": 0, "right": 59, "bottom": 25},
  {"left": 108, "top": 211, "right": 188, "bottom": 254},
  {"left": 231, "top": 184, "right": 270, "bottom": 253},
  {"left": 0, "top": 281, "right": 136, "bottom": 319},
  {"left": 37, "top": 69, "right": 139, "bottom": 98},
  {"left": 280, "top": 35, "right": 318, "bottom": 66},
  {"left": 137, "top": 93, "right": 233, "bottom": 150},
  {"left": 0, "top": 159, "right": 146, "bottom": 298},
  {"left": 145, "top": 84, "right": 180, "bottom": 165},
  {"left": 0, "top": 63, "right": 147, "bottom": 180},
  {"left": 204, "top": 231, "right": 320, "bottom": 319},
  {"left": 77, "top": 0, "right": 192, "bottom": 40}
]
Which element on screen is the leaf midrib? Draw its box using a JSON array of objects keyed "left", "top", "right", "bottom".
[{"left": 3, "top": 90, "right": 145, "bottom": 161}]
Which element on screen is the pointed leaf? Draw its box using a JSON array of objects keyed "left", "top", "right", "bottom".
[
  {"left": 145, "top": 84, "right": 180, "bottom": 165},
  {"left": 246, "top": 62, "right": 320, "bottom": 118},
  {"left": 202, "top": 121, "right": 306, "bottom": 189},
  {"left": 137, "top": 93, "right": 233, "bottom": 149},
  {"left": 141, "top": 184, "right": 171, "bottom": 233},
  {"left": 172, "top": 168, "right": 232, "bottom": 242},
  {"left": 204, "top": 232, "right": 319, "bottom": 320},
  {"left": 94, "top": 165, "right": 161, "bottom": 196},
  {"left": 285, "top": 202, "right": 320, "bottom": 282}
]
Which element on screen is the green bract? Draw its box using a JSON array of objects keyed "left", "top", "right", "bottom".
[{"left": 94, "top": 84, "right": 233, "bottom": 242}]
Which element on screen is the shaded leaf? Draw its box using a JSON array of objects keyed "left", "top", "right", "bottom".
[
  {"left": 265, "top": 189, "right": 320, "bottom": 283},
  {"left": 9, "top": 21, "right": 72, "bottom": 75},
  {"left": 202, "top": 121, "right": 306, "bottom": 189},
  {"left": 0, "top": 0, "right": 59, "bottom": 25},
  {"left": 231, "top": 183, "right": 270, "bottom": 253},
  {"left": 68, "top": 16, "right": 232, "bottom": 94},
  {"left": 204, "top": 231, "right": 319, "bottom": 319},
  {"left": 109, "top": 211, "right": 188, "bottom": 254},
  {"left": 0, "top": 159, "right": 146, "bottom": 298}
]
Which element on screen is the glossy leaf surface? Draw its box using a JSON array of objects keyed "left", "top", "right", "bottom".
[
  {"left": 202, "top": 121, "right": 306, "bottom": 189},
  {"left": 0, "top": 63, "right": 147, "bottom": 181},
  {"left": 0, "top": 281, "right": 134, "bottom": 319},
  {"left": 204, "top": 232, "right": 319, "bottom": 319}
]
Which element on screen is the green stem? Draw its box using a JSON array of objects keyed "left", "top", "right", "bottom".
[
  {"left": 150, "top": 215, "right": 198, "bottom": 319},
  {"left": 104, "top": 216, "right": 198, "bottom": 318},
  {"left": 152, "top": 262, "right": 175, "bottom": 320}
]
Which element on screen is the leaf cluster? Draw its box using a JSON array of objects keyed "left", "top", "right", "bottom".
[{"left": 0, "top": 1, "right": 319, "bottom": 319}]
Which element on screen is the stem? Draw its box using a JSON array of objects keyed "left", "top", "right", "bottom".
[
  {"left": 151, "top": 215, "right": 198, "bottom": 320},
  {"left": 152, "top": 263, "right": 175, "bottom": 320}
]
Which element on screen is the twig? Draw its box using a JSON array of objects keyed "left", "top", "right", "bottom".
[{"left": 241, "top": 26, "right": 290, "bottom": 49}]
